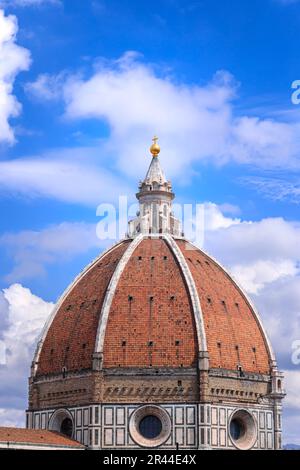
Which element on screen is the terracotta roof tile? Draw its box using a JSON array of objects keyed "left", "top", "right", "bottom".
[{"left": 0, "top": 427, "right": 84, "bottom": 448}]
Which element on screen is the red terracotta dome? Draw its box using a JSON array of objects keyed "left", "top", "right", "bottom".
[
  {"left": 29, "top": 139, "right": 284, "bottom": 452},
  {"left": 32, "top": 139, "right": 274, "bottom": 379},
  {"left": 34, "top": 235, "right": 273, "bottom": 377}
]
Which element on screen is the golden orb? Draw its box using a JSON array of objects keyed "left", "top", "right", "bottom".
[{"left": 150, "top": 136, "right": 160, "bottom": 156}]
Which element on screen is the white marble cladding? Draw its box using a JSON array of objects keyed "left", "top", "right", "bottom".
[
  {"left": 27, "top": 404, "right": 101, "bottom": 447},
  {"left": 208, "top": 404, "right": 275, "bottom": 450},
  {"left": 26, "top": 402, "right": 279, "bottom": 450},
  {"left": 101, "top": 404, "right": 197, "bottom": 449}
]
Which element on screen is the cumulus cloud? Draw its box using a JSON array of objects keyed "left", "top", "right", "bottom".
[
  {"left": 0, "top": 9, "right": 31, "bottom": 144},
  {"left": 26, "top": 52, "right": 300, "bottom": 179},
  {"left": 201, "top": 208, "right": 300, "bottom": 372},
  {"left": 230, "top": 260, "right": 298, "bottom": 295},
  {"left": 0, "top": 284, "right": 54, "bottom": 422},
  {"left": 0, "top": 221, "right": 106, "bottom": 282}
]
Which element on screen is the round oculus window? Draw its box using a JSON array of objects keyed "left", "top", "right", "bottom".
[
  {"left": 139, "top": 415, "right": 162, "bottom": 439},
  {"left": 129, "top": 405, "right": 171, "bottom": 448},
  {"left": 229, "top": 409, "right": 257, "bottom": 450}
]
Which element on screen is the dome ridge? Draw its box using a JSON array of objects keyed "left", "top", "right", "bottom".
[
  {"left": 31, "top": 238, "right": 131, "bottom": 376},
  {"left": 178, "top": 239, "right": 276, "bottom": 367}
]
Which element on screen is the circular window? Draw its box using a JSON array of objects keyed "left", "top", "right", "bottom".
[
  {"left": 139, "top": 415, "right": 162, "bottom": 439},
  {"left": 129, "top": 405, "right": 171, "bottom": 448},
  {"left": 229, "top": 409, "right": 257, "bottom": 450}
]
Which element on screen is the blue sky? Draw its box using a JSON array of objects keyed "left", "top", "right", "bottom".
[{"left": 0, "top": 0, "right": 300, "bottom": 444}]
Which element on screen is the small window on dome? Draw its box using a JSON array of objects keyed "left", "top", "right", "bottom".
[{"left": 175, "top": 340, "right": 180, "bottom": 346}]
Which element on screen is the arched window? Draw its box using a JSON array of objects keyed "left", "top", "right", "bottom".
[{"left": 277, "top": 379, "right": 282, "bottom": 390}]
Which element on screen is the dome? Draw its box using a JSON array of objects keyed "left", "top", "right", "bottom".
[
  {"left": 34, "top": 236, "right": 272, "bottom": 377},
  {"left": 29, "top": 138, "right": 284, "bottom": 451}
]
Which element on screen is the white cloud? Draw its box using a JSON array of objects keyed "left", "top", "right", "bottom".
[
  {"left": 202, "top": 202, "right": 241, "bottom": 231},
  {"left": 284, "top": 370, "right": 300, "bottom": 410},
  {"left": 200, "top": 206, "right": 300, "bottom": 372},
  {"left": 0, "top": 221, "right": 105, "bottom": 282},
  {"left": 0, "top": 284, "right": 54, "bottom": 423},
  {"left": 0, "top": 146, "right": 133, "bottom": 206},
  {"left": 230, "top": 259, "right": 299, "bottom": 295},
  {"left": 0, "top": 9, "right": 31, "bottom": 144},
  {"left": 205, "top": 216, "right": 300, "bottom": 268},
  {"left": 240, "top": 176, "right": 300, "bottom": 205},
  {"left": 25, "top": 72, "right": 66, "bottom": 101},
  {"left": 0, "top": 408, "right": 25, "bottom": 427},
  {"left": 26, "top": 52, "right": 300, "bottom": 179},
  {"left": 0, "top": 0, "right": 60, "bottom": 7}
]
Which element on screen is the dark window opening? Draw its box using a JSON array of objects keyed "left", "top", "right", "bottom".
[
  {"left": 139, "top": 415, "right": 162, "bottom": 439},
  {"left": 178, "top": 380, "right": 182, "bottom": 387},
  {"left": 128, "top": 295, "right": 133, "bottom": 301},
  {"left": 230, "top": 419, "right": 245, "bottom": 441},
  {"left": 175, "top": 340, "right": 180, "bottom": 346},
  {"left": 82, "top": 343, "right": 86, "bottom": 349},
  {"left": 122, "top": 340, "right": 126, "bottom": 347},
  {"left": 148, "top": 341, "right": 153, "bottom": 347},
  {"left": 60, "top": 418, "right": 73, "bottom": 438}
]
